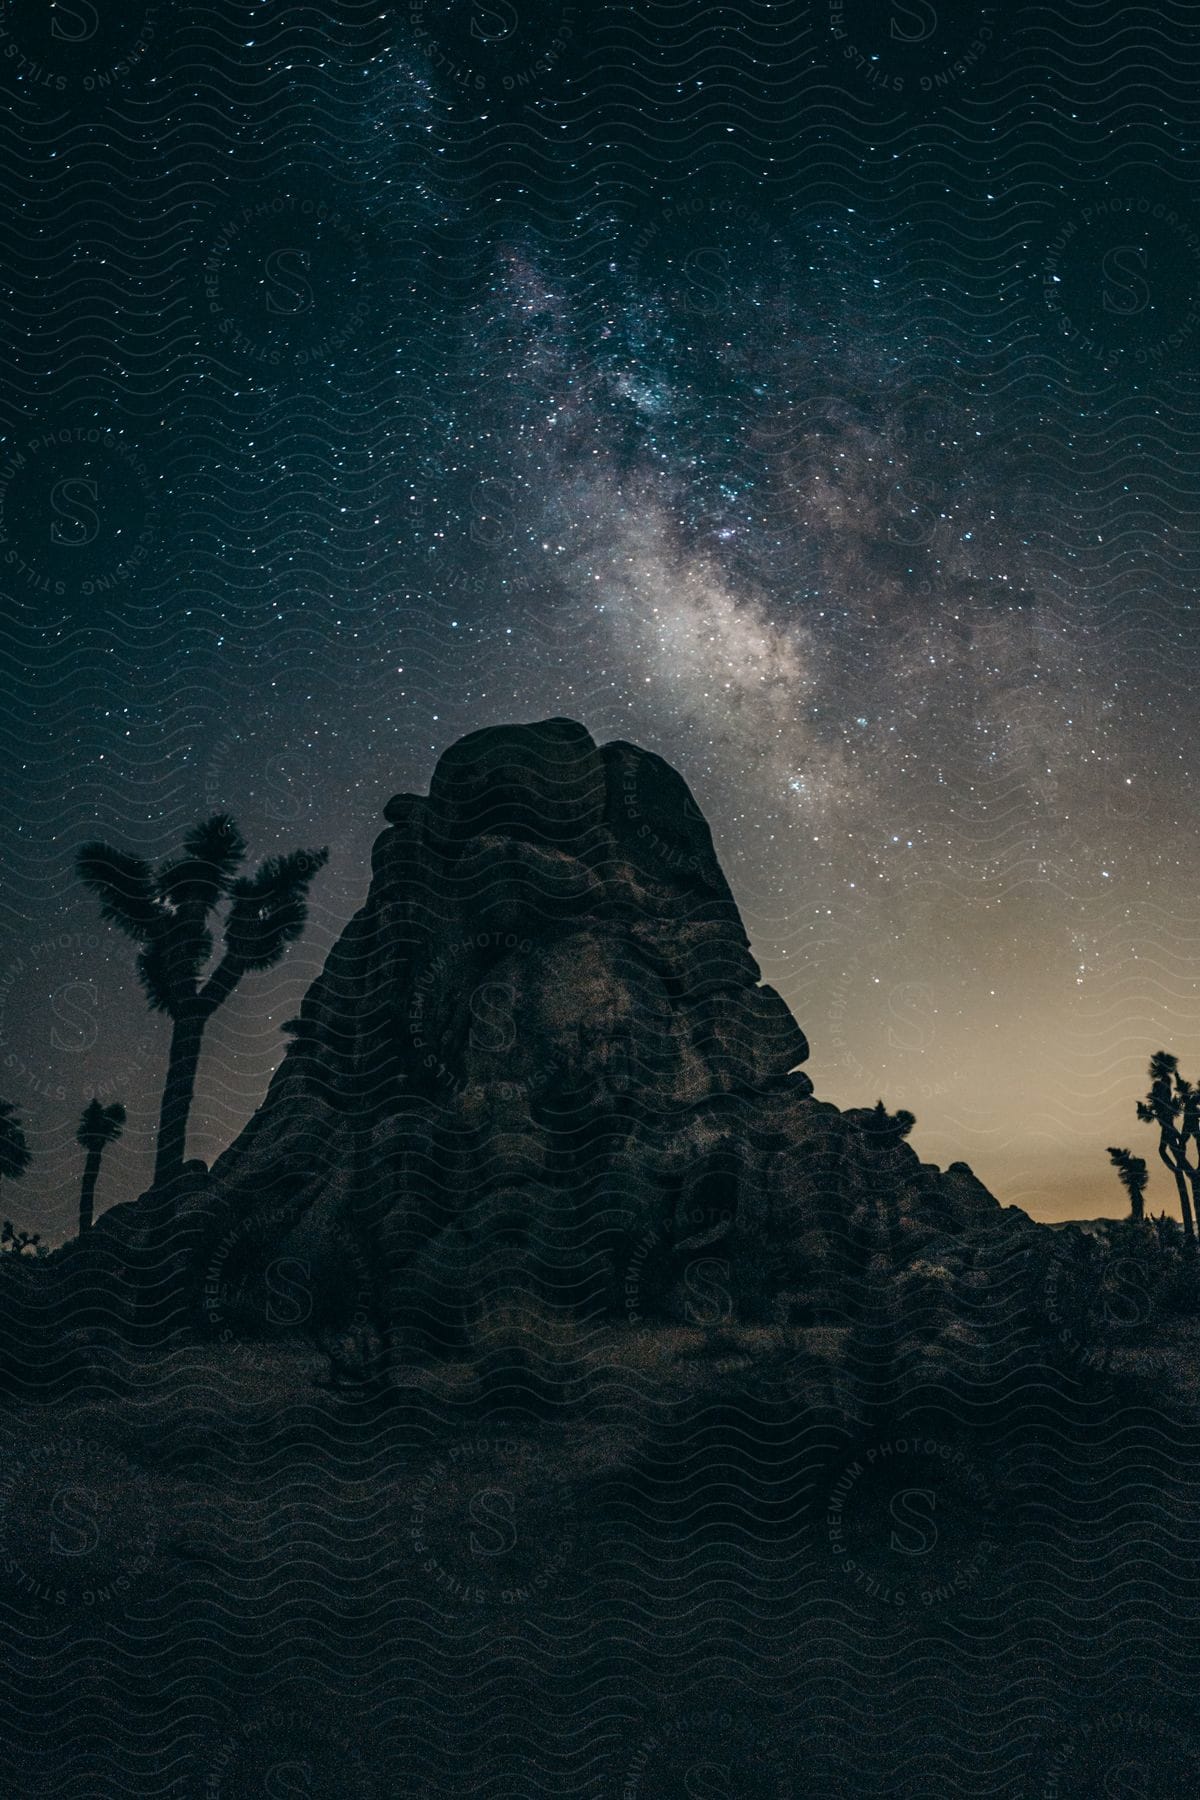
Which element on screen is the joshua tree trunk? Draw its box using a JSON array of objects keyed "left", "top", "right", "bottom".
[
  {"left": 153, "top": 1007, "right": 206, "bottom": 1190},
  {"left": 1174, "top": 1170, "right": 1194, "bottom": 1238},
  {"left": 1183, "top": 1162, "right": 1200, "bottom": 1244},
  {"left": 78, "top": 1147, "right": 102, "bottom": 1235},
  {"left": 1130, "top": 1183, "right": 1144, "bottom": 1224},
  {"left": 1159, "top": 1142, "right": 1195, "bottom": 1239},
  {"left": 151, "top": 958, "right": 243, "bottom": 1191}
]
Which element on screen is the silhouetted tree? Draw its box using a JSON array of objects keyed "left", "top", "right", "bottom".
[
  {"left": 1136, "top": 1051, "right": 1197, "bottom": 1239},
  {"left": 865, "top": 1099, "right": 916, "bottom": 1147},
  {"left": 1179, "top": 1075, "right": 1200, "bottom": 1234},
  {"left": 75, "top": 1098, "right": 126, "bottom": 1235},
  {"left": 852, "top": 1100, "right": 918, "bottom": 1259},
  {"left": 0, "top": 1100, "right": 31, "bottom": 1212},
  {"left": 1107, "top": 1146, "right": 1148, "bottom": 1223},
  {"left": 76, "top": 815, "right": 327, "bottom": 1191}
]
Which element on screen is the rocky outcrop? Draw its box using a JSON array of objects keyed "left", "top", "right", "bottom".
[{"left": 186, "top": 718, "right": 1005, "bottom": 1345}]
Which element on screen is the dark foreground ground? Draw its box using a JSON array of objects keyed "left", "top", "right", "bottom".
[{"left": 1, "top": 1317, "right": 1199, "bottom": 1799}]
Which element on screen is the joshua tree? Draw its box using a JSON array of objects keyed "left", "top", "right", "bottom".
[
  {"left": 75, "top": 1099, "right": 126, "bottom": 1235},
  {"left": 1136, "top": 1051, "right": 1197, "bottom": 1239},
  {"left": 76, "top": 815, "right": 327, "bottom": 1192},
  {"left": 1107, "top": 1146, "right": 1148, "bottom": 1224},
  {"left": 1180, "top": 1076, "right": 1200, "bottom": 1229},
  {"left": 0, "top": 1100, "right": 31, "bottom": 1212}
]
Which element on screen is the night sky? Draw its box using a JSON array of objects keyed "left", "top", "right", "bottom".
[{"left": 2, "top": 0, "right": 1199, "bottom": 1238}]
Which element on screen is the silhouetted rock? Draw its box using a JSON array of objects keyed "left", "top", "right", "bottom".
[
  {"left": 174, "top": 718, "right": 1005, "bottom": 1346},
  {"left": 173, "top": 716, "right": 1007, "bottom": 1353}
]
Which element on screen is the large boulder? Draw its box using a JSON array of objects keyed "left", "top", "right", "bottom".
[{"left": 188, "top": 718, "right": 1003, "bottom": 1345}]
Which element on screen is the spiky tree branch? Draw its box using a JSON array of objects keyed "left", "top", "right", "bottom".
[
  {"left": 1107, "top": 1146, "right": 1147, "bottom": 1224},
  {"left": 1137, "top": 1052, "right": 1196, "bottom": 1238}
]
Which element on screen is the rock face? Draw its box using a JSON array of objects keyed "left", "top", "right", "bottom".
[{"left": 202, "top": 718, "right": 1002, "bottom": 1345}]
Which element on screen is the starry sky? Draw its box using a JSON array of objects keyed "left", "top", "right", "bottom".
[{"left": 2, "top": 0, "right": 1200, "bottom": 1238}]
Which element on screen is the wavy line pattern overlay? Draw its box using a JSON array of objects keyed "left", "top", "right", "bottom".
[{"left": 2, "top": 2, "right": 1200, "bottom": 1795}]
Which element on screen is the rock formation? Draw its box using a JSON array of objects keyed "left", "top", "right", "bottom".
[{"left": 180, "top": 717, "right": 1003, "bottom": 1350}]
